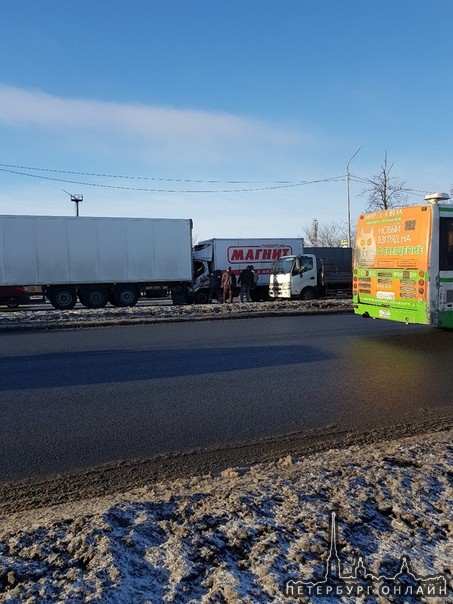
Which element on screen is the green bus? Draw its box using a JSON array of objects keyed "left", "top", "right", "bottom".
[{"left": 353, "top": 193, "right": 453, "bottom": 329}]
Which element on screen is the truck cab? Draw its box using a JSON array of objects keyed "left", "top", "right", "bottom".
[
  {"left": 269, "top": 250, "right": 352, "bottom": 300},
  {"left": 269, "top": 254, "right": 322, "bottom": 300},
  {"left": 190, "top": 245, "right": 212, "bottom": 303}
]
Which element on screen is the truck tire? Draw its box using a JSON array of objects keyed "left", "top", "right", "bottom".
[
  {"left": 193, "top": 290, "right": 209, "bottom": 304},
  {"left": 112, "top": 284, "right": 140, "bottom": 307},
  {"left": 79, "top": 286, "right": 109, "bottom": 309},
  {"left": 171, "top": 286, "right": 188, "bottom": 305},
  {"left": 300, "top": 287, "right": 316, "bottom": 301},
  {"left": 48, "top": 286, "right": 78, "bottom": 310}
]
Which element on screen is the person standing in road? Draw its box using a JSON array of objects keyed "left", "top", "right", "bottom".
[
  {"left": 238, "top": 265, "right": 254, "bottom": 302},
  {"left": 221, "top": 267, "right": 236, "bottom": 303},
  {"left": 250, "top": 265, "right": 259, "bottom": 301},
  {"left": 208, "top": 269, "right": 223, "bottom": 303}
]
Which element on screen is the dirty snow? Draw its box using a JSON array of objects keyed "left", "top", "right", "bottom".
[
  {"left": 0, "top": 430, "right": 451, "bottom": 603},
  {"left": 0, "top": 298, "right": 351, "bottom": 331}
]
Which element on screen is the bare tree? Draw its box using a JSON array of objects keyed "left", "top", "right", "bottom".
[
  {"left": 361, "top": 152, "right": 408, "bottom": 211},
  {"left": 302, "top": 219, "right": 348, "bottom": 247}
]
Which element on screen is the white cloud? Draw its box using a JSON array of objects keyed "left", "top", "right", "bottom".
[
  {"left": 0, "top": 85, "right": 350, "bottom": 237},
  {"left": 0, "top": 85, "right": 309, "bottom": 168}
]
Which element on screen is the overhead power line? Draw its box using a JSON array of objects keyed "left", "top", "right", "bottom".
[
  {"left": 0, "top": 162, "right": 294, "bottom": 184},
  {"left": 0, "top": 163, "right": 345, "bottom": 193}
]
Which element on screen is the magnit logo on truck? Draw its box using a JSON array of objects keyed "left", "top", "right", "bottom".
[{"left": 227, "top": 244, "right": 293, "bottom": 264}]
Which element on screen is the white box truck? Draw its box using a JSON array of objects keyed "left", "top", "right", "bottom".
[
  {"left": 0, "top": 215, "right": 193, "bottom": 310},
  {"left": 191, "top": 238, "right": 304, "bottom": 302},
  {"left": 269, "top": 247, "right": 352, "bottom": 300}
]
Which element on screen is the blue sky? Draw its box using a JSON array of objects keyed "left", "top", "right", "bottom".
[{"left": 0, "top": 0, "right": 452, "bottom": 240}]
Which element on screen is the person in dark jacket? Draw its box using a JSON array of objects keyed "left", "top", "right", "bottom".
[
  {"left": 250, "top": 265, "right": 259, "bottom": 300},
  {"left": 238, "top": 265, "right": 254, "bottom": 302},
  {"left": 208, "top": 270, "right": 222, "bottom": 302}
]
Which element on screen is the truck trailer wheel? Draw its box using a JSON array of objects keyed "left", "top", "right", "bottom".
[
  {"left": 48, "top": 286, "right": 78, "bottom": 310},
  {"left": 112, "top": 285, "right": 140, "bottom": 307},
  {"left": 300, "top": 287, "right": 316, "bottom": 301},
  {"left": 79, "top": 286, "right": 109, "bottom": 309}
]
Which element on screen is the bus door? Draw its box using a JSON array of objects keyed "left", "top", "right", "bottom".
[{"left": 438, "top": 213, "right": 453, "bottom": 328}]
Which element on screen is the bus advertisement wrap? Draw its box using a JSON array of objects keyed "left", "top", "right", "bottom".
[{"left": 354, "top": 205, "right": 432, "bottom": 325}]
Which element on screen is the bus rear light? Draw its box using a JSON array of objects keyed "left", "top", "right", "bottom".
[{"left": 418, "top": 279, "right": 425, "bottom": 286}]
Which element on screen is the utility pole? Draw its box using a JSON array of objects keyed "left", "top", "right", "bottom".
[
  {"left": 346, "top": 147, "right": 361, "bottom": 247},
  {"left": 313, "top": 219, "right": 319, "bottom": 246}
]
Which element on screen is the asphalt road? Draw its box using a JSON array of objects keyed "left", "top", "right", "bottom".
[{"left": 1, "top": 313, "right": 452, "bottom": 487}]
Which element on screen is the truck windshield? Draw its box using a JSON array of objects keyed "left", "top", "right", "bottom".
[{"left": 272, "top": 257, "right": 294, "bottom": 275}]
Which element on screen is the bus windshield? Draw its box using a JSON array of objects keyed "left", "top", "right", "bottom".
[{"left": 272, "top": 256, "right": 294, "bottom": 275}]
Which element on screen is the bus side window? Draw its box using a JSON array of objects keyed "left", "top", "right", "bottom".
[{"left": 439, "top": 218, "right": 453, "bottom": 270}]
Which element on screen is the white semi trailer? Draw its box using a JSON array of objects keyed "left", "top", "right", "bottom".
[{"left": 0, "top": 215, "right": 193, "bottom": 310}]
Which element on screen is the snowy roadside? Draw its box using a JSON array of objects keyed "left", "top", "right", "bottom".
[
  {"left": 0, "top": 298, "right": 352, "bottom": 331},
  {"left": 0, "top": 429, "right": 452, "bottom": 603}
]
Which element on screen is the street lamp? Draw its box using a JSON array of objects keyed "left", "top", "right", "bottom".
[
  {"left": 62, "top": 190, "right": 83, "bottom": 216},
  {"left": 346, "top": 147, "right": 361, "bottom": 247},
  {"left": 71, "top": 194, "right": 83, "bottom": 217}
]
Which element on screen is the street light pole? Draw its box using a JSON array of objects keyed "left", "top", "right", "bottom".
[
  {"left": 62, "top": 190, "right": 83, "bottom": 216},
  {"left": 346, "top": 147, "right": 361, "bottom": 247},
  {"left": 71, "top": 194, "right": 83, "bottom": 217}
]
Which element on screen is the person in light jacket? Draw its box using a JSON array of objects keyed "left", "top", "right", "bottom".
[{"left": 221, "top": 267, "right": 236, "bottom": 303}]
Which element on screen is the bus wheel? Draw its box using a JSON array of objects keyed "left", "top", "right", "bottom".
[{"left": 300, "top": 287, "right": 316, "bottom": 301}]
